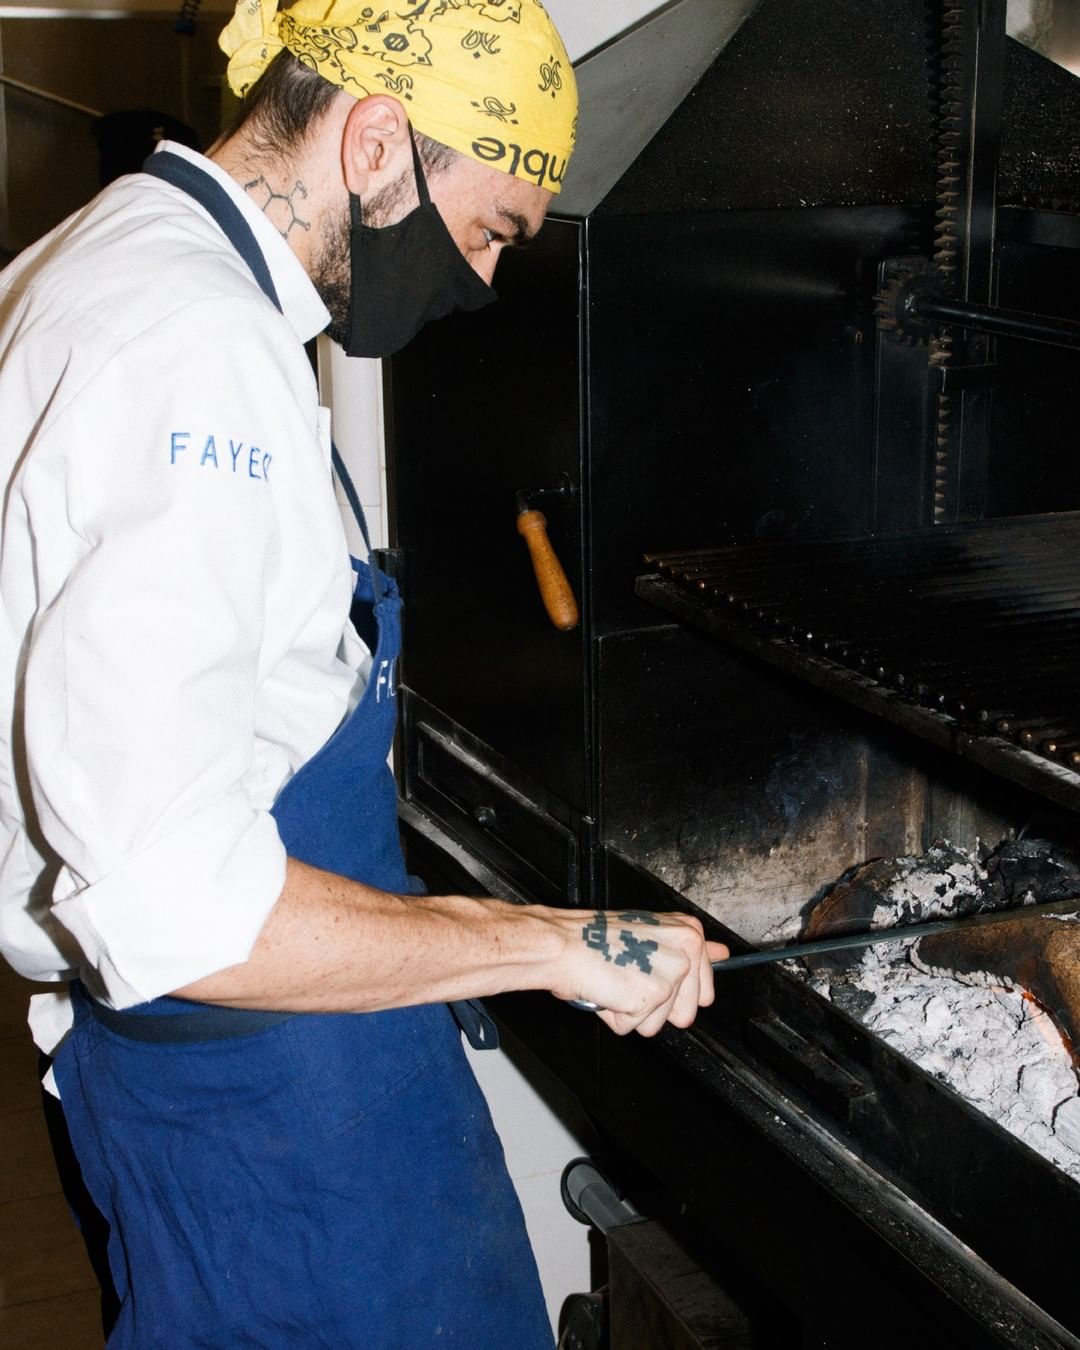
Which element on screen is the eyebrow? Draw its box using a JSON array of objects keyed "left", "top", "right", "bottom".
[{"left": 494, "top": 207, "right": 536, "bottom": 246}]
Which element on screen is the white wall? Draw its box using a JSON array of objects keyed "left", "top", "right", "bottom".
[
  {"left": 548, "top": 0, "right": 667, "bottom": 60},
  {"left": 317, "top": 341, "right": 387, "bottom": 553}
]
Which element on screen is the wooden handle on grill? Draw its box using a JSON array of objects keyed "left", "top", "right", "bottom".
[{"left": 516, "top": 509, "right": 580, "bottom": 631}]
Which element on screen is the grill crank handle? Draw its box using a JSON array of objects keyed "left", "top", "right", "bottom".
[
  {"left": 561, "top": 1157, "right": 640, "bottom": 1233},
  {"left": 516, "top": 476, "right": 579, "bottom": 632}
]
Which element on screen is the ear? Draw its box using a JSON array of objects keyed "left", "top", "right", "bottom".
[{"left": 341, "top": 95, "right": 413, "bottom": 196}]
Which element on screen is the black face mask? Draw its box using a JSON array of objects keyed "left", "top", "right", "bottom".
[{"left": 341, "top": 136, "right": 497, "bottom": 358}]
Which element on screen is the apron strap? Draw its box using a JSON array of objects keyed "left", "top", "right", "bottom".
[
  {"left": 142, "top": 151, "right": 283, "bottom": 315},
  {"left": 331, "top": 444, "right": 374, "bottom": 552},
  {"left": 331, "top": 444, "right": 386, "bottom": 605},
  {"left": 80, "top": 985, "right": 291, "bottom": 1043},
  {"left": 143, "top": 150, "right": 378, "bottom": 580}
]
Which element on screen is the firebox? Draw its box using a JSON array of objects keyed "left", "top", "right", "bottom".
[{"left": 383, "top": 0, "right": 1080, "bottom": 1343}]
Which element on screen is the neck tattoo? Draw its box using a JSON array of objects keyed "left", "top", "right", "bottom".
[{"left": 244, "top": 175, "right": 311, "bottom": 240}]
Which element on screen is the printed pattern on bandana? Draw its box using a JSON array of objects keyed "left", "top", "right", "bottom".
[{"left": 219, "top": 0, "right": 577, "bottom": 193}]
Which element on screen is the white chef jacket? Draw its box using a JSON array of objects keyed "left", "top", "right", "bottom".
[{"left": 0, "top": 143, "right": 370, "bottom": 1045}]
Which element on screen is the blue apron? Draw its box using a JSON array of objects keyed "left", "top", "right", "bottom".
[{"left": 51, "top": 152, "right": 553, "bottom": 1350}]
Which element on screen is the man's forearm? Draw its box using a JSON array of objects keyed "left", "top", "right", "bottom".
[
  {"left": 173, "top": 856, "right": 566, "bottom": 1011},
  {"left": 175, "top": 856, "right": 729, "bottom": 1038}
]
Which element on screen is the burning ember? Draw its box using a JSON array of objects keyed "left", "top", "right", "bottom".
[{"left": 792, "top": 840, "right": 1080, "bottom": 1181}]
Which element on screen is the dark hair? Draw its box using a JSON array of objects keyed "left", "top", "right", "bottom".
[
  {"left": 226, "top": 51, "right": 340, "bottom": 153},
  {"left": 227, "top": 49, "right": 458, "bottom": 175}
]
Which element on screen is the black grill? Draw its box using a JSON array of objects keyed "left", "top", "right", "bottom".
[
  {"left": 638, "top": 513, "right": 1080, "bottom": 814},
  {"left": 387, "top": 0, "right": 1080, "bottom": 1342}
]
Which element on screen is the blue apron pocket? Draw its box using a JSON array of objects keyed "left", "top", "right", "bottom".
[{"left": 283, "top": 1001, "right": 459, "bottom": 1139}]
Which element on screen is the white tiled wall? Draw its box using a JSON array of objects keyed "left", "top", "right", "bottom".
[
  {"left": 465, "top": 1029, "right": 599, "bottom": 1336},
  {"left": 317, "top": 341, "right": 389, "bottom": 554}
]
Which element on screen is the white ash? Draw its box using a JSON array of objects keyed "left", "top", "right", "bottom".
[
  {"left": 799, "top": 847, "right": 1080, "bottom": 1183},
  {"left": 822, "top": 944, "right": 1080, "bottom": 1181}
]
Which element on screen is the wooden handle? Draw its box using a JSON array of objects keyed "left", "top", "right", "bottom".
[{"left": 516, "top": 509, "right": 580, "bottom": 631}]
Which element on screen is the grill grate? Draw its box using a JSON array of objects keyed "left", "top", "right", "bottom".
[{"left": 637, "top": 513, "right": 1080, "bottom": 811}]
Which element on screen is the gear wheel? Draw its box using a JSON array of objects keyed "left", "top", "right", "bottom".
[{"left": 875, "top": 268, "right": 945, "bottom": 345}]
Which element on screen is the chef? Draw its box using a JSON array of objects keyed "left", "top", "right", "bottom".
[{"left": 0, "top": 1, "right": 727, "bottom": 1344}]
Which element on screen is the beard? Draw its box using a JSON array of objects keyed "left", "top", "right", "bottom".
[
  {"left": 310, "top": 208, "right": 351, "bottom": 346},
  {"left": 311, "top": 169, "right": 414, "bottom": 349}
]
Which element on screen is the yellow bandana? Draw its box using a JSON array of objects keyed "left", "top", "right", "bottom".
[{"left": 220, "top": 0, "right": 577, "bottom": 193}]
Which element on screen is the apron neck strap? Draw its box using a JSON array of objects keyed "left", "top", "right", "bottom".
[
  {"left": 142, "top": 150, "right": 376, "bottom": 565},
  {"left": 142, "top": 151, "right": 283, "bottom": 315},
  {"left": 331, "top": 443, "right": 373, "bottom": 556}
]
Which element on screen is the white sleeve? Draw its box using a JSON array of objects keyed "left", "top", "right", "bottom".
[{"left": 20, "top": 298, "right": 326, "bottom": 1007}]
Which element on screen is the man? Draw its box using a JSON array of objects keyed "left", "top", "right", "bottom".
[{"left": 0, "top": 1, "right": 727, "bottom": 1345}]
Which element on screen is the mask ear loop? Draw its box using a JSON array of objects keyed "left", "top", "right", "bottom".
[
  {"left": 407, "top": 126, "right": 432, "bottom": 206},
  {"left": 350, "top": 124, "right": 430, "bottom": 228}
]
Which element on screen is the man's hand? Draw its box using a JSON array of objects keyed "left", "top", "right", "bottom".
[{"left": 551, "top": 908, "right": 728, "bottom": 1038}]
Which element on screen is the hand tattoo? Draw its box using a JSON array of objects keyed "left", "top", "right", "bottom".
[{"left": 581, "top": 911, "right": 659, "bottom": 976}]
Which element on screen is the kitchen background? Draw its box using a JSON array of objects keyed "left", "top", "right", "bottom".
[{"left": 1, "top": 0, "right": 1079, "bottom": 1344}]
